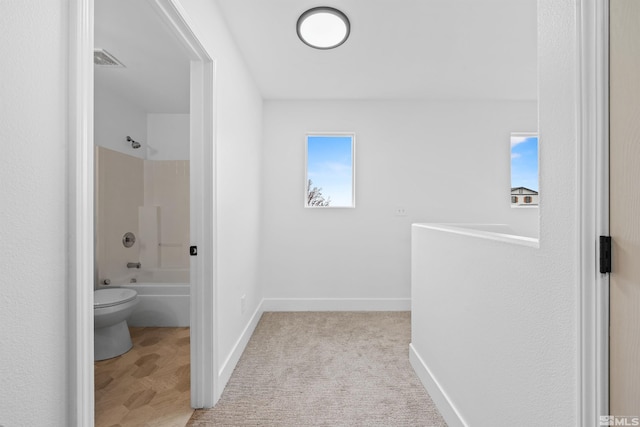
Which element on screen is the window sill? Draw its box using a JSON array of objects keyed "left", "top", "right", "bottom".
[{"left": 510, "top": 205, "right": 539, "bottom": 209}]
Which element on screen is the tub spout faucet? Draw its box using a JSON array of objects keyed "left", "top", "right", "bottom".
[{"left": 127, "top": 262, "right": 141, "bottom": 269}]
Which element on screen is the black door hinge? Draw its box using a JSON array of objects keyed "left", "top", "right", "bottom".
[
  {"left": 190, "top": 246, "right": 198, "bottom": 256},
  {"left": 599, "top": 236, "right": 611, "bottom": 274}
]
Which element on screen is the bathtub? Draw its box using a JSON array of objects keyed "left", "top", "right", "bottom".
[
  {"left": 132, "top": 268, "right": 189, "bottom": 283},
  {"left": 107, "top": 268, "right": 190, "bottom": 327}
]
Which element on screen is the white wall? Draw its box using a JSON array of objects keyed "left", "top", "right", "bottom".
[
  {"left": 95, "top": 86, "right": 189, "bottom": 162},
  {"left": 147, "top": 114, "right": 189, "bottom": 160},
  {"left": 180, "top": 0, "right": 264, "bottom": 390},
  {"left": 410, "top": 1, "right": 578, "bottom": 425},
  {"left": 0, "top": 1, "right": 69, "bottom": 425},
  {"left": 260, "top": 100, "right": 537, "bottom": 305},
  {"left": 94, "top": 80, "right": 148, "bottom": 159}
]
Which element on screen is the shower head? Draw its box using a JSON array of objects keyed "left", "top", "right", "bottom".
[{"left": 126, "top": 136, "right": 141, "bottom": 149}]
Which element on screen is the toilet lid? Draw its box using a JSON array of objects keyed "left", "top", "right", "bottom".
[{"left": 94, "top": 288, "right": 137, "bottom": 308}]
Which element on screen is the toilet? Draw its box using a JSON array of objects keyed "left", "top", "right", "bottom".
[{"left": 94, "top": 288, "right": 139, "bottom": 361}]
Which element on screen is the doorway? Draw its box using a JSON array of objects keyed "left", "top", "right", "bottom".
[
  {"left": 94, "top": 1, "right": 193, "bottom": 422},
  {"left": 69, "top": 0, "right": 217, "bottom": 424}
]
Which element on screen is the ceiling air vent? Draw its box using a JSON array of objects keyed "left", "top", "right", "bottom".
[{"left": 94, "top": 49, "right": 125, "bottom": 68}]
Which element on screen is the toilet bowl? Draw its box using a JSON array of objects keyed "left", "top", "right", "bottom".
[{"left": 94, "top": 288, "right": 139, "bottom": 361}]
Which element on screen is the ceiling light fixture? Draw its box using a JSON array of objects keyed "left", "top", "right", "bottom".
[{"left": 297, "top": 7, "right": 350, "bottom": 50}]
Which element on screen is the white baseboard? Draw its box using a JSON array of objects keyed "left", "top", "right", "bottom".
[
  {"left": 218, "top": 299, "right": 264, "bottom": 390},
  {"left": 409, "top": 343, "right": 468, "bottom": 427},
  {"left": 262, "top": 297, "right": 411, "bottom": 312}
]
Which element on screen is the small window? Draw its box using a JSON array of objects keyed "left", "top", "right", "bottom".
[
  {"left": 511, "top": 196, "right": 518, "bottom": 204},
  {"left": 305, "top": 133, "right": 355, "bottom": 208},
  {"left": 511, "top": 132, "right": 539, "bottom": 206}
]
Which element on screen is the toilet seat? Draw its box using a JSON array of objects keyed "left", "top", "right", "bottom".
[{"left": 94, "top": 288, "right": 137, "bottom": 309}]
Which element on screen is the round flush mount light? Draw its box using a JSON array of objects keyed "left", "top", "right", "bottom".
[{"left": 297, "top": 7, "right": 350, "bottom": 50}]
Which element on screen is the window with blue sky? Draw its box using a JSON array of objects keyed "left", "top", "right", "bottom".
[
  {"left": 306, "top": 134, "right": 355, "bottom": 208},
  {"left": 510, "top": 132, "right": 539, "bottom": 201}
]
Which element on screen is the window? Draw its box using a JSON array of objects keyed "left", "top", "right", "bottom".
[
  {"left": 305, "top": 133, "right": 355, "bottom": 208},
  {"left": 510, "top": 132, "right": 539, "bottom": 206}
]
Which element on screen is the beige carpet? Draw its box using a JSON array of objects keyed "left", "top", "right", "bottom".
[{"left": 187, "top": 311, "right": 447, "bottom": 426}]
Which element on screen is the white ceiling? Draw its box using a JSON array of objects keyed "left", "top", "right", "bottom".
[
  {"left": 216, "top": 0, "right": 538, "bottom": 101},
  {"left": 94, "top": 0, "right": 191, "bottom": 113},
  {"left": 93, "top": 0, "right": 537, "bottom": 109}
]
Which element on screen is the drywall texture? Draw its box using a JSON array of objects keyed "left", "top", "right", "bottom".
[
  {"left": 0, "top": 1, "right": 69, "bottom": 425},
  {"left": 147, "top": 114, "right": 190, "bottom": 160},
  {"left": 412, "top": 225, "right": 566, "bottom": 425},
  {"left": 94, "top": 80, "right": 148, "bottom": 159},
  {"left": 260, "top": 100, "right": 537, "bottom": 302},
  {"left": 180, "top": 0, "right": 264, "bottom": 388},
  {"left": 95, "top": 84, "right": 189, "bottom": 162},
  {"left": 411, "top": 1, "right": 577, "bottom": 425}
]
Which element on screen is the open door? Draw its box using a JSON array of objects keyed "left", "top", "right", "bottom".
[{"left": 609, "top": 0, "right": 640, "bottom": 415}]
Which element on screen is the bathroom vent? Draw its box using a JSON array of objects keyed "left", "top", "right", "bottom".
[{"left": 94, "top": 49, "right": 125, "bottom": 68}]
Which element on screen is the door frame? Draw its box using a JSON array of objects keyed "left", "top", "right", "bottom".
[
  {"left": 577, "top": 0, "right": 610, "bottom": 424},
  {"left": 68, "top": 0, "right": 218, "bottom": 424}
]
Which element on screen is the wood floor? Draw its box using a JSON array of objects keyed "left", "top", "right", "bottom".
[{"left": 95, "top": 327, "right": 193, "bottom": 427}]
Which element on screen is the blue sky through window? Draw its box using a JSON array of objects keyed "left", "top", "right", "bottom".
[
  {"left": 306, "top": 135, "right": 354, "bottom": 207},
  {"left": 510, "top": 134, "right": 538, "bottom": 192}
]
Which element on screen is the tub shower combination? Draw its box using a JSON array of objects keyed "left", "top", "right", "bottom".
[{"left": 94, "top": 124, "right": 191, "bottom": 362}]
